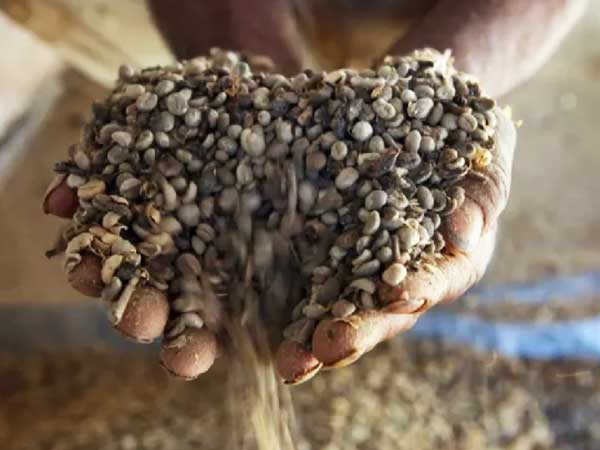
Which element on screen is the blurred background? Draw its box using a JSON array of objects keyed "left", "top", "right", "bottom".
[{"left": 0, "top": 1, "right": 599, "bottom": 449}]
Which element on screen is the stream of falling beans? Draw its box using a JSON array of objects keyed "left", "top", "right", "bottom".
[{"left": 217, "top": 220, "right": 310, "bottom": 450}]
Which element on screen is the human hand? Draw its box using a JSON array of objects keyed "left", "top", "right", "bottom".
[
  {"left": 146, "top": 0, "right": 521, "bottom": 383},
  {"left": 276, "top": 107, "right": 515, "bottom": 383}
]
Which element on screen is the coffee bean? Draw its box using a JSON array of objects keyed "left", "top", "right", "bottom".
[
  {"left": 416, "top": 186, "right": 434, "bottom": 210},
  {"left": 441, "top": 113, "right": 458, "bottom": 130},
  {"left": 252, "top": 86, "right": 271, "bottom": 110},
  {"left": 398, "top": 225, "right": 420, "bottom": 250},
  {"left": 401, "top": 89, "right": 417, "bottom": 103},
  {"left": 351, "top": 121, "right": 373, "bottom": 141},
  {"left": 136, "top": 92, "right": 158, "bottom": 111},
  {"left": 153, "top": 80, "right": 173, "bottom": 97},
  {"left": 306, "top": 151, "right": 327, "bottom": 172},
  {"left": 382, "top": 263, "right": 407, "bottom": 286},
  {"left": 353, "top": 259, "right": 381, "bottom": 277},
  {"left": 376, "top": 246, "right": 393, "bottom": 263},
  {"left": 458, "top": 113, "right": 478, "bottom": 132},
  {"left": 177, "top": 204, "right": 200, "bottom": 227},
  {"left": 365, "top": 190, "right": 388, "bottom": 210},
  {"left": 111, "top": 131, "right": 133, "bottom": 148},
  {"left": 405, "top": 130, "right": 422, "bottom": 153},
  {"left": 363, "top": 211, "right": 381, "bottom": 235},
  {"left": 408, "top": 97, "right": 434, "bottom": 119},
  {"left": 166, "top": 92, "right": 189, "bottom": 116},
  {"left": 420, "top": 135, "right": 436, "bottom": 153},
  {"left": 123, "top": 84, "right": 145, "bottom": 98},
  {"left": 330, "top": 141, "right": 348, "bottom": 161},
  {"left": 335, "top": 167, "right": 359, "bottom": 190},
  {"left": 298, "top": 181, "right": 317, "bottom": 213},
  {"left": 107, "top": 146, "right": 128, "bottom": 164},
  {"left": 373, "top": 98, "right": 396, "bottom": 120},
  {"left": 415, "top": 85, "right": 435, "bottom": 98},
  {"left": 299, "top": 302, "right": 327, "bottom": 320},
  {"left": 331, "top": 299, "right": 356, "bottom": 318},
  {"left": 241, "top": 127, "right": 266, "bottom": 157}
]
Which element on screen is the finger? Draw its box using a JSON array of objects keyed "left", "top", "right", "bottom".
[
  {"left": 274, "top": 339, "right": 322, "bottom": 385},
  {"left": 386, "top": 1, "right": 585, "bottom": 97},
  {"left": 311, "top": 310, "right": 421, "bottom": 369},
  {"left": 378, "top": 222, "right": 497, "bottom": 308},
  {"left": 440, "top": 107, "right": 515, "bottom": 254},
  {"left": 43, "top": 176, "right": 78, "bottom": 218},
  {"left": 312, "top": 226, "right": 496, "bottom": 368},
  {"left": 67, "top": 252, "right": 103, "bottom": 297},
  {"left": 115, "top": 286, "right": 169, "bottom": 343},
  {"left": 160, "top": 328, "right": 219, "bottom": 380},
  {"left": 444, "top": 107, "right": 515, "bottom": 252}
]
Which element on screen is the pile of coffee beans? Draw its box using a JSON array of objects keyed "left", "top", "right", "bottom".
[{"left": 51, "top": 48, "right": 497, "bottom": 351}]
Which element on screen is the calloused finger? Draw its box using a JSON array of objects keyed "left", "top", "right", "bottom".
[
  {"left": 115, "top": 285, "right": 169, "bottom": 343},
  {"left": 441, "top": 107, "right": 515, "bottom": 254},
  {"left": 274, "top": 338, "right": 322, "bottom": 384},
  {"left": 310, "top": 225, "right": 495, "bottom": 369},
  {"left": 43, "top": 176, "right": 79, "bottom": 218},
  {"left": 68, "top": 252, "right": 104, "bottom": 297},
  {"left": 68, "top": 253, "right": 169, "bottom": 342},
  {"left": 311, "top": 309, "right": 421, "bottom": 369},
  {"left": 378, "top": 222, "right": 497, "bottom": 309},
  {"left": 159, "top": 328, "right": 219, "bottom": 380}
]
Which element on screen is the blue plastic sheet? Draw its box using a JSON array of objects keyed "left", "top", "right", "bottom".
[
  {"left": 409, "top": 271, "right": 600, "bottom": 360},
  {"left": 2, "top": 272, "right": 599, "bottom": 359}
]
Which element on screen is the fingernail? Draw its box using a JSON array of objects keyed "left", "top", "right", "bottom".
[
  {"left": 284, "top": 362, "right": 322, "bottom": 385},
  {"left": 442, "top": 198, "right": 483, "bottom": 253},
  {"left": 322, "top": 349, "right": 360, "bottom": 370},
  {"left": 276, "top": 339, "right": 322, "bottom": 385}
]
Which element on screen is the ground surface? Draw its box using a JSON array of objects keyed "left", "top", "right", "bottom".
[
  {"left": 1, "top": 341, "right": 599, "bottom": 450},
  {"left": 0, "top": 3, "right": 598, "bottom": 450}
]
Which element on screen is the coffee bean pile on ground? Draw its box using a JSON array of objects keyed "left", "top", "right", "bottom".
[
  {"left": 7, "top": 340, "right": 596, "bottom": 450},
  {"left": 47, "top": 47, "right": 498, "bottom": 376}
]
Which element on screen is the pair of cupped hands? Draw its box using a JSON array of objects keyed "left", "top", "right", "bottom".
[{"left": 44, "top": 0, "right": 549, "bottom": 383}]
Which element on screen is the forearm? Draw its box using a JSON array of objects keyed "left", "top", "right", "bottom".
[
  {"left": 389, "top": 0, "right": 588, "bottom": 96},
  {"left": 146, "top": 0, "right": 307, "bottom": 74}
]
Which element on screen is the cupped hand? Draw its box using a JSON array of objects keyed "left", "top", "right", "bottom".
[
  {"left": 44, "top": 105, "right": 514, "bottom": 384},
  {"left": 275, "top": 107, "right": 516, "bottom": 383}
]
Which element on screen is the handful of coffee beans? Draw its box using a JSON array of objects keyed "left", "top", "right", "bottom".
[{"left": 46, "top": 48, "right": 499, "bottom": 380}]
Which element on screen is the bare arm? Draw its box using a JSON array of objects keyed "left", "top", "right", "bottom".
[
  {"left": 389, "top": 0, "right": 588, "bottom": 96},
  {"left": 147, "top": 0, "right": 309, "bottom": 74}
]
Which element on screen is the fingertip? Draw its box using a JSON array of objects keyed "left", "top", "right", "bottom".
[
  {"left": 43, "top": 176, "right": 79, "bottom": 218},
  {"left": 275, "top": 339, "right": 322, "bottom": 385},
  {"left": 159, "top": 328, "right": 218, "bottom": 380},
  {"left": 67, "top": 253, "right": 103, "bottom": 297},
  {"left": 116, "top": 286, "right": 169, "bottom": 343},
  {"left": 312, "top": 317, "right": 363, "bottom": 368}
]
